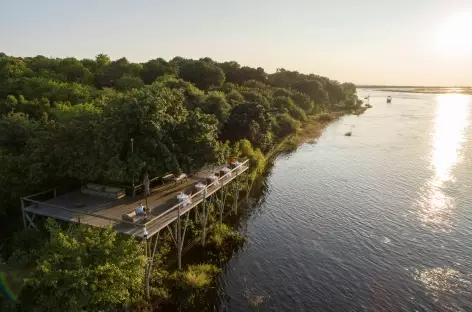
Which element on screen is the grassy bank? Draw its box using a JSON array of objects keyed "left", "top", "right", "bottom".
[
  {"left": 267, "top": 107, "right": 369, "bottom": 159},
  {"left": 275, "top": 113, "right": 339, "bottom": 153}
]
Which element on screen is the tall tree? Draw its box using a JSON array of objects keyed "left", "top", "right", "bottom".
[
  {"left": 201, "top": 91, "right": 231, "bottom": 124},
  {"left": 222, "top": 102, "right": 272, "bottom": 150},
  {"left": 178, "top": 60, "right": 225, "bottom": 91},
  {"left": 141, "top": 58, "right": 178, "bottom": 84}
]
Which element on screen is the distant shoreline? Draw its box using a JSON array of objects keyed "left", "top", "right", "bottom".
[
  {"left": 358, "top": 86, "right": 472, "bottom": 95},
  {"left": 378, "top": 89, "right": 472, "bottom": 95},
  {"left": 357, "top": 85, "right": 471, "bottom": 89}
]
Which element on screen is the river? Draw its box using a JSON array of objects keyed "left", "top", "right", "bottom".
[{"left": 216, "top": 90, "right": 472, "bottom": 311}]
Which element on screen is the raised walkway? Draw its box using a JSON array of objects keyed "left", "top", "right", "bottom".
[{"left": 22, "top": 160, "right": 249, "bottom": 238}]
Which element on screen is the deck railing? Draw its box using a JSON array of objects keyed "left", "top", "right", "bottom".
[
  {"left": 143, "top": 159, "right": 249, "bottom": 229},
  {"left": 22, "top": 159, "right": 249, "bottom": 233}
]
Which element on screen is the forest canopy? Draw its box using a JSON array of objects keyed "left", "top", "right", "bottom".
[{"left": 0, "top": 53, "right": 361, "bottom": 229}]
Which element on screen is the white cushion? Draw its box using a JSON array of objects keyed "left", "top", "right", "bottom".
[
  {"left": 87, "top": 183, "right": 103, "bottom": 191},
  {"left": 105, "top": 186, "right": 122, "bottom": 193}
]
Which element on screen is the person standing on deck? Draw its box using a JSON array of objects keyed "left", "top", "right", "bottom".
[{"left": 136, "top": 203, "right": 147, "bottom": 218}]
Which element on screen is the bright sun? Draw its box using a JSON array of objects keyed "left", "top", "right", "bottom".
[{"left": 436, "top": 11, "right": 472, "bottom": 56}]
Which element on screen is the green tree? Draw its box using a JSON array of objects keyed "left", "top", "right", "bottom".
[
  {"left": 0, "top": 57, "right": 30, "bottom": 80},
  {"left": 155, "top": 75, "right": 205, "bottom": 110},
  {"left": 0, "top": 95, "right": 18, "bottom": 115},
  {"left": 225, "top": 89, "right": 245, "bottom": 107},
  {"left": 272, "top": 96, "right": 294, "bottom": 111},
  {"left": 273, "top": 113, "right": 300, "bottom": 137},
  {"left": 115, "top": 75, "right": 144, "bottom": 91},
  {"left": 292, "top": 79, "right": 329, "bottom": 104},
  {"left": 99, "top": 84, "right": 187, "bottom": 179},
  {"left": 239, "top": 89, "right": 270, "bottom": 108},
  {"left": 218, "top": 62, "right": 266, "bottom": 84},
  {"left": 141, "top": 58, "right": 178, "bottom": 84},
  {"left": 10, "top": 220, "right": 145, "bottom": 312},
  {"left": 178, "top": 60, "right": 225, "bottom": 91},
  {"left": 95, "top": 57, "right": 140, "bottom": 89},
  {"left": 169, "top": 109, "right": 223, "bottom": 173},
  {"left": 290, "top": 90, "right": 314, "bottom": 112},
  {"left": 28, "top": 104, "right": 103, "bottom": 182},
  {"left": 201, "top": 91, "right": 231, "bottom": 124},
  {"left": 58, "top": 57, "right": 93, "bottom": 84},
  {"left": 325, "top": 80, "right": 346, "bottom": 104},
  {"left": 222, "top": 102, "right": 272, "bottom": 150}
]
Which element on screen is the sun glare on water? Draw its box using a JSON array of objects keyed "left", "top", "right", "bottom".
[
  {"left": 436, "top": 11, "right": 472, "bottom": 57},
  {"left": 416, "top": 94, "right": 469, "bottom": 231}
]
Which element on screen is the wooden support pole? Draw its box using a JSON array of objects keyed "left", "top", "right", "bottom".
[
  {"left": 201, "top": 190, "right": 207, "bottom": 246},
  {"left": 25, "top": 213, "right": 38, "bottom": 230},
  {"left": 143, "top": 231, "right": 149, "bottom": 299},
  {"left": 177, "top": 204, "right": 182, "bottom": 270},
  {"left": 246, "top": 173, "right": 251, "bottom": 202},
  {"left": 174, "top": 219, "right": 178, "bottom": 247},
  {"left": 219, "top": 185, "right": 224, "bottom": 224},
  {"left": 144, "top": 232, "right": 160, "bottom": 300},
  {"left": 180, "top": 211, "right": 190, "bottom": 260},
  {"left": 144, "top": 237, "right": 151, "bottom": 300},
  {"left": 167, "top": 225, "right": 177, "bottom": 247},
  {"left": 234, "top": 181, "right": 239, "bottom": 214},
  {"left": 21, "top": 198, "right": 26, "bottom": 229}
]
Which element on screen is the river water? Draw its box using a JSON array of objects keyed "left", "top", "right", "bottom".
[{"left": 216, "top": 90, "right": 472, "bottom": 311}]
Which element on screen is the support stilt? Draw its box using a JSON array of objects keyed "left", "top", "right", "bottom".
[
  {"left": 178, "top": 210, "right": 190, "bottom": 270},
  {"left": 168, "top": 204, "right": 191, "bottom": 271},
  {"left": 21, "top": 198, "right": 26, "bottom": 229},
  {"left": 201, "top": 189, "right": 208, "bottom": 246},
  {"left": 177, "top": 205, "right": 182, "bottom": 270},
  {"left": 219, "top": 185, "right": 224, "bottom": 223},
  {"left": 143, "top": 233, "right": 149, "bottom": 299},
  {"left": 144, "top": 232, "right": 160, "bottom": 300},
  {"left": 167, "top": 224, "right": 177, "bottom": 246},
  {"left": 233, "top": 180, "right": 239, "bottom": 214},
  {"left": 219, "top": 183, "right": 229, "bottom": 223},
  {"left": 246, "top": 173, "right": 251, "bottom": 202},
  {"left": 25, "top": 212, "right": 38, "bottom": 230}
]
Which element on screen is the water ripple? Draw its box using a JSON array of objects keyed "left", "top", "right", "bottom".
[{"left": 217, "top": 91, "right": 472, "bottom": 312}]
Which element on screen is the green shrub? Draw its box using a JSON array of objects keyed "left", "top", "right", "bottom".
[
  {"left": 176, "top": 264, "right": 220, "bottom": 289},
  {"left": 274, "top": 113, "right": 299, "bottom": 137}
]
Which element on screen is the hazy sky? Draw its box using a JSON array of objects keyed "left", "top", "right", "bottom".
[{"left": 1, "top": 0, "right": 471, "bottom": 86}]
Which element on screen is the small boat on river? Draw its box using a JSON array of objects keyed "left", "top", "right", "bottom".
[{"left": 387, "top": 96, "right": 392, "bottom": 103}]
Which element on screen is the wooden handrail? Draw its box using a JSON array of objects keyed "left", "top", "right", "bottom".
[
  {"left": 84, "top": 174, "right": 167, "bottom": 191},
  {"left": 143, "top": 159, "right": 249, "bottom": 227},
  {"left": 23, "top": 198, "right": 145, "bottom": 227},
  {"left": 22, "top": 188, "right": 55, "bottom": 200}
]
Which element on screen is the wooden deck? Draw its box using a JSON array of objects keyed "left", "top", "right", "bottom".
[{"left": 24, "top": 162, "right": 249, "bottom": 238}]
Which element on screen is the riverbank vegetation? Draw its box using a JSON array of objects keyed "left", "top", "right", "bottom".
[{"left": 0, "top": 53, "right": 364, "bottom": 311}]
